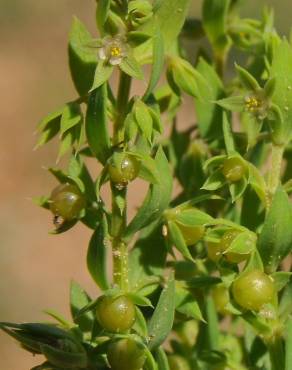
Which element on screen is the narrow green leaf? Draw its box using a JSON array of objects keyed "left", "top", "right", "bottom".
[
  {"left": 86, "top": 84, "right": 111, "bottom": 164},
  {"left": 144, "top": 28, "right": 164, "bottom": 99},
  {"left": 96, "top": 0, "right": 111, "bottom": 34},
  {"left": 40, "top": 343, "right": 87, "bottom": 369},
  {"left": 202, "top": 0, "right": 230, "bottom": 51},
  {"left": 258, "top": 187, "right": 292, "bottom": 273},
  {"left": 91, "top": 60, "right": 114, "bottom": 91},
  {"left": 120, "top": 54, "right": 144, "bottom": 80},
  {"left": 175, "top": 287, "right": 204, "bottom": 321},
  {"left": 156, "top": 347, "right": 170, "bottom": 370},
  {"left": 235, "top": 64, "right": 261, "bottom": 92},
  {"left": 167, "top": 221, "right": 194, "bottom": 261},
  {"left": 271, "top": 272, "right": 292, "bottom": 292},
  {"left": 134, "top": 100, "right": 153, "bottom": 141},
  {"left": 222, "top": 113, "right": 235, "bottom": 155},
  {"left": 68, "top": 17, "right": 97, "bottom": 96},
  {"left": 216, "top": 96, "right": 245, "bottom": 112},
  {"left": 285, "top": 318, "right": 292, "bottom": 370},
  {"left": 175, "top": 209, "right": 213, "bottom": 227},
  {"left": 148, "top": 273, "right": 175, "bottom": 350},
  {"left": 195, "top": 58, "right": 224, "bottom": 140},
  {"left": 124, "top": 147, "right": 172, "bottom": 240},
  {"left": 87, "top": 215, "right": 110, "bottom": 290},
  {"left": 60, "top": 103, "right": 82, "bottom": 135},
  {"left": 70, "top": 281, "right": 94, "bottom": 333}
]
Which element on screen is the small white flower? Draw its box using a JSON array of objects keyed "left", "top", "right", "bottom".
[{"left": 98, "top": 36, "right": 127, "bottom": 66}]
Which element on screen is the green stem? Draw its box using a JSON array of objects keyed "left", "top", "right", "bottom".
[
  {"left": 205, "top": 295, "right": 220, "bottom": 350},
  {"left": 266, "top": 144, "right": 284, "bottom": 210},
  {"left": 266, "top": 334, "right": 285, "bottom": 370},
  {"left": 111, "top": 71, "right": 132, "bottom": 291},
  {"left": 113, "top": 71, "right": 132, "bottom": 145},
  {"left": 285, "top": 318, "right": 292, "bottom": 370}
]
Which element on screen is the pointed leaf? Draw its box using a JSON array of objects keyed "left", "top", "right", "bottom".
[{"left": 148, "top": 273, "right": 175, "bottom": 350}]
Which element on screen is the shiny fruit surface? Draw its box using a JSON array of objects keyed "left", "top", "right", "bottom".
[
  {"left": 96, "top": 295, "right": 136, "bottom": 332},
  {"left": 107, "top": 338, "right": 146, "bottom": 370},
  {"left": 232, "top": 270, "right": 275, "bottom": 311},
  {"left": 108, "top": 153, "right": 140, "bottom": 186},
  {"left": 50, "top": 183, "right": 85, "bottom": 221}
]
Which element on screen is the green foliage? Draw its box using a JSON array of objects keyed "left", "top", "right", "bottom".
[{"left": 3, "top": 1, "right": 292, "bottom": 370}]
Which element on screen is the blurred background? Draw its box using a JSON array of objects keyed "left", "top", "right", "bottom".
[{"left": 0, "top": 0, "right": 290, "bottom": 368}]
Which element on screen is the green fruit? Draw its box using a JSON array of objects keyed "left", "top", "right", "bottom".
[
  {"left": 222, "top": 157, "right": 246, "bottom": 182},
  {"left": 221, "top": 230, "right": 250, "bottom": 263},
  {"left": 108, "top": 153, "right": 140, "bottom": 186},
  {"left": 50, "top": 183, "right": 85, "bottom": 221},
  {"left": 232, "top": 270, "right": 275, "bottom": 311},
  {"left": 107, "top": 338, "right": 146, "bottom": 370},
  {"left": 212, "top": 284, "right": 230, "bottom": 315},
  {"left": 168, "top": 355, "right": 191, "bottom": 370},
  {"left": 96, "top": 295, "right": 136, "bottom": 332},
  {"left": 177, "top": 223, "right": 205, "bottom": 246}
]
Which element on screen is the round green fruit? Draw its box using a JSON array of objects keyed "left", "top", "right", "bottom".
[
  {"left": 107, "top": 338, "right": 146, "bottom": 370},
  {"left": 232, "top": 270, "right": 275, "bottom": 311},
  {"left": 96, "top": 295, "right": 136, "bottom": 332},
  {"left": 50, "top": 183, "right": 85, "bottom": 221},
  {"left": 222, "top": 157, "right": 246, "bottom": 183},
  {"left": 177, "top": 223, "right": 205, "bottom": 246},
  {"left": 168, "top": 355, "right": 191, "bottom": 370},
  {"left": 108, "top": 153, "right": 140, "bottom": 186}
]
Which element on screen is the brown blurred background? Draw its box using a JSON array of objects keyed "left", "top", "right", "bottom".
[{"left": 0, "top": 1, "right": 290, "bottom": 369}]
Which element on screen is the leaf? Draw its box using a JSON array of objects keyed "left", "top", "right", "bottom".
[
  {"left": 175, "top": 209, "right": 213, "bottom": 227},
  {"left": 167, "top": 221, "right": 194, "bottom": 261},
  {"left": 201, "top": 169, "right": 226, "bottom": 191},
  {"left": 126, "top": 293, "right": 153, "bottom": 307},
  {"left": 222, "top": 113, "right": 235, "bottom": 155},
  {"left": 146, "top": 0, "right": 191, "bottom": 50},
  {"left": 134, "top": 100, "right": 153, "bottom": 141},
  {"left": 60, "top": 103, "right": 82, "bottom": 135},
  {"left": 258, "top": 187, "right": 292, "bottom": 273},
  {"left": 124, "top": 147, "right": 172, "bottom": 240},
  {"left": 96, "top": 0, "right": 111, "bottom": 34},
  {"left": 235, "top": 64, "right": 261, "bottom": 92},
  {"left": 202, "top": 0, "right": 230, "bottom": 52},
  {"left": 270, "top": 39, "right": 292, "bottom": 143},
  {"left": 279, "top": 280, "right": 292, "bottom": 320},
  {"left": 271, "top": 272, "right": 292, "bottom": 292},
  {"left": 40, "top": 343, "right": 87, "bottom": 369},
  {"left": 120, "top": 54, "right": 144, "bottom": 80},
  {"left": 216, "top": 95, "right": 244, "bottom": 112},
  {"left": 175, "top": 286, "right": 204, "bottom": 321},
  {"left": 148, "top": 273, "right": 175, "bottom": 350},
  {"left": 91, "top": 60, "right": 114, "bottom": 91},
  {"left": 243, "top": 249, "right": 264, "bottom": 273},
  {"left": 285, "top": 318, "right": 292, "bottom": 370},
  {"left": 144, "top": 28, "right": 164, "bottom": 100},
  {"left": 128, "top": 223, "right": 166, "bottom": 295},
  {"left": 156, "top": 347, "right": 170, "bottom": 370},
  {"left": 35, "top": 107, "right": 64, "bottom": 148},
  {"left": 68, "top": 17, "right": 97, "bottom": 96},
  {"left": 195, "top": 58, "right": 224, "bottom": 140},
  {"left": 133, "top": 307, "right": 148, "bottom": 337},
  {"left": 229, "top": 176, "right": 248, "bottom": 202},
  {"left": 87, "top": 215, "right": 110, "bottom": 291},
  {"left": 70, "top": 281, "right": 94, "bottom": 333},
  {"left": 86, "top": 84, "right": 111, "bottom": 165}
]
